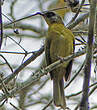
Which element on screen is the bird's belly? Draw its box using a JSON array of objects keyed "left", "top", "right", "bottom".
[{"left": 50, "top": 37, "right": 73, "bottom": 67}]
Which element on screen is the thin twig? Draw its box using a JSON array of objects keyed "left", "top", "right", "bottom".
[
  {"left": 2, "top": 13, "right": 12, "bottom": 22},
  {"left": 7, "top": 35, "right": 27, "bottom": 53},
  {"left": 0, "top": 54, "right": 13, "bottom": 72},
  {"left": 41, "top": 61, "right": 85, "bottom": 110},
  {"left": 0, "top": 45, "right": 44, "bottom": 89},
  {"left": 3, "top": 4, "right": 90, "bottom": 28},
  {"left": 31, "top": 77, "right": 49, "bottom": 95},
  {"left": 0, "top": 48, "right": 96, "bottom": 105},
  {"left": 0, "top": 51, "right": 28, "bottom": 55},
  {"left": 75, "top": 38, "right": 86, "bottom": 45},
  {"left": 89, "top": 85, "right": 97, "bottom": 96},
  {"left": 66, "top": 81, "right": 97, "bottom": 98},
  {"left": 67, "top": 0, "right": 85, "bottom": 25},
  {"left": 42, "top": 99, "right": 53, "bottom": 110},
  {"left": 10, "top": 102, "right": 21, "bottom": 110},
  {"left": 74, "top": 81, "right": 97, "bottom": 110},
  {"left": 67, "top": 12, "right": 89, "bottom": 29},
  {"left": 65, "top": 61, "right": 85, "bottom": 89},
  {"left": 4, "top": 12, "right": 41, "bottom": 27},
  {"left": 0, "top": 48, "right": 86, "bottom": 102}
]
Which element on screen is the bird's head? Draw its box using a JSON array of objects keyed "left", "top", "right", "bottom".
[{"left": 40, "top": 11, "right": 64, "bottom": 25}]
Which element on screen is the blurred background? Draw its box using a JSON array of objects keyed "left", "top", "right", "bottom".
[{"left": 0, "top": 0, "right": 97, "bottom": 110}]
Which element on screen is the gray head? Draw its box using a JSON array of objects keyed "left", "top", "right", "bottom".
[{"left": 40, "top": 11, "right": 64, "bottom": 25}]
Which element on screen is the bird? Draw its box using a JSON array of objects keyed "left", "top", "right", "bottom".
[
  {"left": 48, "top": 0, "right": 79, "bottom": 19},
  {"left": 39, "top": 11, "right": 75, "bottom": 109}
]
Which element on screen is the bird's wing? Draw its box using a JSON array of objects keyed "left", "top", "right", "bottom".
[
  {"left": 65, "top": 40, "right": 75, "bottom": 81},
  {"left": 45, "top": 37, "right": 52, "bottom": 66},
  {"left": 45, "top": 37, "right": 55, "bottom": 79}
]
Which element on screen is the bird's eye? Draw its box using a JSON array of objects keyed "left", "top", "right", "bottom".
[{"left": 46, "top": 12, "right": 56, "bottom": 18}]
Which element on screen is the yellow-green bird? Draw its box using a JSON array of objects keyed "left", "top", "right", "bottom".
[{"left": 40, "top": 11, "right": 75, "bottom": 109}]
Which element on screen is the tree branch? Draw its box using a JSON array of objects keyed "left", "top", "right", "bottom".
[
  {"left": 0, "top": 45, "right": 44, "bottom": 89},
  {"left": 0, "top": 48, "right": 86, "bottom": 102},
  {"left": 80, "top": 0, "right": 96, "bottom": 110},
  {"left": 0, "top": 1, "right": 3, "bottom": 49}
]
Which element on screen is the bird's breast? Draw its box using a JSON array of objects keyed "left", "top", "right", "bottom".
[
  {"left": 49, "top": 35, "right": 73, "bottom": 67},
  {"left": 47, "top": 24, "right": 74, "bottom": 67}
]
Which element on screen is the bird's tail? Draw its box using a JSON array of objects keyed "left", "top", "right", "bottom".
[{"left": 53, "top": 78, "right": 66, "bottom": 109}]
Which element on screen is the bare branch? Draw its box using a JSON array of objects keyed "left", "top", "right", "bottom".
[
  {"left": 0, "top": 1, "right": 3, "bottom": 49},
  {"left": 0, "top": 45, "right": 44, "bottom": 89},
  {"left": 67, "top": 0, "right": 85, "bottom": 25},
  {"left": 0, "top": 54, "right": 13, "bottom": 72},
  {"left": 80, "top": 0, "right": 96, "bottom": 109},
  {"left": 67, "top": 12, "right": 89, "bottom": 29},
  {"left": 0, "top": 48, "right": 86, "bottom": 103}
]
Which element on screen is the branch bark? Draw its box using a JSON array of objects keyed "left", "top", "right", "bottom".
[
  {"left": 80, "top": 0, "right": 96, "bottom": 110},
  {"left": 0, "top": 49, "right": 86, "bottom": 102},
  {"left": 0, "top": 45, "right": 44, "bottom": 89},
  {"left": 0, "top": 0, "right": 3, "bottom": 49}
]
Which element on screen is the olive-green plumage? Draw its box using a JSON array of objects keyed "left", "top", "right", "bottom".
[{"left": 40, "top": 11, "right": 74, "bottom": 109}]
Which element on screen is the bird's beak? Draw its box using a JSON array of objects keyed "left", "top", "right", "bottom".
[
  {"left": 37, "top": 11, "right": 48, "bottom": 17},
  {"left": 37, "top": 12, "right": 45, "bottom": 16},
  {"left": 35, "top": 12, "right": 44, "bottom": 17}
]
